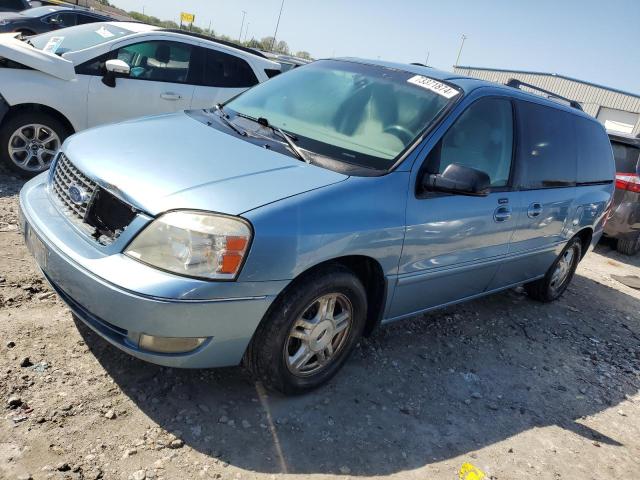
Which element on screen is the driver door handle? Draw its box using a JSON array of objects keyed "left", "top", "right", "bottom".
[
  {"left": 528, "top": 202, "right": 543, "bottom": 218},
  {"left": 494, "top": 205, "right": 512, "bottom": 222},
  {"left": 160, "top": 92, "right": 182, "bottom": 101}
]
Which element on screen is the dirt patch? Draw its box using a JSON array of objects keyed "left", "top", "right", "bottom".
[{"left": 1, "top": 171, "right": 639, "bottom": 480}]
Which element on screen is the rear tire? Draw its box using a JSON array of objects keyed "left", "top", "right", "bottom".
[
  {"left": 246, "top": 265, "right": 367, "bottom": 395},
  {"left": 616, "top": 234, "right": 640, "bottom": 256},
  {"left": 525, "top": 237, "right": 582, "bottom": 302},
  {"left": 0, "top": 110, "right": 69, "bottom": 176}
]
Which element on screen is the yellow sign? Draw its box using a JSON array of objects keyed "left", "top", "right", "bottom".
[
  {"left": 459, "top": 463, "right": 486, "bottom": 480},
  {"left": 181, "top": 12, "right": 195, "bottom": 24}
]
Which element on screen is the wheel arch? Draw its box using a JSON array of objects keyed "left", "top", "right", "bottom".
[
  {"left": 4, "top": 103, "right": 76, "bottom": 136},
  {"left": 573, "top": 227, "right": 593, "bottom": 259},
  {"left": 261, "top": 255, "right": 388, "bottom": 338}
]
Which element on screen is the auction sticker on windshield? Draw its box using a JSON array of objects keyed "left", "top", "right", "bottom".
[
  {"left": 42, "top": 36, "right": 64, "bottom": 54},
  {"left": 95, "top": 26, "right": 115, "bottom": 39},
  {"left": 408, "top": 75, "right": 460, "bottom": 99}
]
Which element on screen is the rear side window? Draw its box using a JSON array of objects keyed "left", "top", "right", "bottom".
[
  {"left": 575, "top": 119, "right": 615, "bottom": 184},
  {"left": 76, "top": 14, "right": 102, "bottom": 25},
  {"left": 202, "top": 48, "right": 258, "bottom": 88},
  {"left": 516, "top": 101, "right": 576, "bottom": 189},
  {"left": 611, "top": 141, "right": 639, "bottom": 174}
]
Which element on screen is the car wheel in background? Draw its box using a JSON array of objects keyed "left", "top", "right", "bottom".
[
  {"left": 0, "top": 111, "right": 69, "bottom": 176},
  {"left": 525, "top": 237, "right": 582, "bottom": 303},
  {"left": 616, "top": 234, "right": 640, "bottom": 256},
  {"left": 246, "top": 264, "right": 367, "bottom": 395}
]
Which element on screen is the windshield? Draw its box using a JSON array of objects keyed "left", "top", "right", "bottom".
[
  {"left": 29, "top": 23, "right": 133, "bottom": 55},
  {"left": 226, "top": 59, "right": 460, "bottom": 170}
]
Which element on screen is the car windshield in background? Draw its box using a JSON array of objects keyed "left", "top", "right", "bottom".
[
  {"left": 225, "top": 59, "right": 460, "bottom": 170},
  {"left": 29, "top": 23, "right": 133, "bottom": 55},
  {"left": 612, "top": 141, "right": 640, "bottom": 174}
]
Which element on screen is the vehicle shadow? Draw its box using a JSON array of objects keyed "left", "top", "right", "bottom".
[{"left": 75, "top": 270, "right": 640, "bottom": 476}]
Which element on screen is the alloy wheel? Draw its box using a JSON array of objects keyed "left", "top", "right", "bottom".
[
  {"left": 8, "top": 123, "right": 60, "bottom": 172},
  {"left": 549, "top": 248, "right": 575, "bottom": 294},
  {"left": 284, "top": 293, "right": 353, "bottom": 377}
]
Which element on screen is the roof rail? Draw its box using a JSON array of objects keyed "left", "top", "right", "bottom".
[
  {"left": 160, "top": 29, "right": 267, "bottom": 59},
  {"left": 506, "top": 78, "right": 583, "bottom": 111}
]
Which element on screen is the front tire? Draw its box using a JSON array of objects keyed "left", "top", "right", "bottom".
[
  {"left": 246, "top": 265, "right": 367, "bottom": 395},
  {"left": 525, "top": 237, "right": 582, "bottom": 302},
  {"left": 0, "top": 111, "right": 68, "bottom": 176}
]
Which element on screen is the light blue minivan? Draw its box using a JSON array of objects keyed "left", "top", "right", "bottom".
[{"left": 20, "top": 59, "right": 615, "bottom": 394}]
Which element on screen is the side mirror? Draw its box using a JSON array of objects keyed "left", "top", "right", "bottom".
[
  {"left": 422, "top": 163, "right": 491, "bottom": 196},
  {"left": 102, "top": 59, "right": 130, "bottom": 88}
]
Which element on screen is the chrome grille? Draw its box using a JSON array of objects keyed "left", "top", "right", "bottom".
[{"left": 51, "top": 153, "right": 98, "bottom": 222}]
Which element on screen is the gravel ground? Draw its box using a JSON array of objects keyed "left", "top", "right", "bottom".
[{"left": 1, "top": 171, "right": 639, "bottom": 480}]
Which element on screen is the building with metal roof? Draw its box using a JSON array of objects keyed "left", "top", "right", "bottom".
[{"left": 453, "top": 66, "right": 640, "bottom": 136}]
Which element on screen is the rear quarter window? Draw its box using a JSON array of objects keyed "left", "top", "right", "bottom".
[
  {"left": 575, "top": 119, "right": 616, "bottom": 184},
  {"left": 516, "top": 100, "right": 577, "bottom": 189},
  {"left": 201, "top": 48, "right": 258, "bottom": 88}
]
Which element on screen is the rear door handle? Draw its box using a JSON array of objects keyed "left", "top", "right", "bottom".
[
  {"left": 494, "top": 206, "right": 512, "bottom": 222},
  {"left": 528, "top": 202, "right": 543, "bottom": 218},
  {"left": 160, "top": 92, "right": 182, "bottom": 101}
]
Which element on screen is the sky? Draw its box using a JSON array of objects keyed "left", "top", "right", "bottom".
[{"left": 108, "top": 0, "right": 640, "bottom": 95}]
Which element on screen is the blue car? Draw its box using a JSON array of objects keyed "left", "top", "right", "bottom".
[{"left": 20, "top": 59, "right": 615, "bottom": 394}]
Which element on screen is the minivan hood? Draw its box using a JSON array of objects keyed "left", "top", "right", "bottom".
[
  {"left": 62, "top": 112, "right": 348, "bottom": 216},
  {"left": 0, "top": 32, "right": 76, "bottom": 80}
]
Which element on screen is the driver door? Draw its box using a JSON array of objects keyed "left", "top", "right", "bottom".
[
  {"left": 389, "top": 96, "right": 521, "bottom": 319},
  {"left": 86, "top": 40, "right": 195, "bottom": 127}
]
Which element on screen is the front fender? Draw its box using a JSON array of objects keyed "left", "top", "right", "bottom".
[{"left": 240, "top": 172, "right": 410, "bottom": 282}]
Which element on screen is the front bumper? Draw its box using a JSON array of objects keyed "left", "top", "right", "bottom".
[
  {"left": 19, "top": 174, "right": 288, "bottom": 368},
  {"left": 0, "top": 93, "right": 9, "bottom": 125}
]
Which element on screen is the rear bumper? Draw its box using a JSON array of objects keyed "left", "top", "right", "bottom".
[
  {"left": 19, "top": 174, "right": 286, "bottom": 368},
  {"left": 604, "top": 198, "right": 640, "bottom": 240}
]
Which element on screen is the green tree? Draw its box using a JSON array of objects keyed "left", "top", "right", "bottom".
[
  {"left": 295, "top": 51, "right": 312, "bottom": 60},
  {"left": 274, "top": 40, "right": 289, "bottom": 54}
]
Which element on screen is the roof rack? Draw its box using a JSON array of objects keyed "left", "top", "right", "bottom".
[
  {"left": 505, "top": 78, "right": 583, "bottom": 111},
  {"left": 160, "top": 29, "right": 267, "bottom": 59}
]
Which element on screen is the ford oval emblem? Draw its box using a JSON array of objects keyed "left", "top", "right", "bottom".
[{"left": 68, "top": 184, "right": 89, "bottom": 205}]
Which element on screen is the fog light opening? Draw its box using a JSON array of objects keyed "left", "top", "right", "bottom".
[{"left": 138, "top": 335, "right": 208, "bottom": 354}]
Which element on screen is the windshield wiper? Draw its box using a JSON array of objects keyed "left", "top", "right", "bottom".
[
  {"left": 213, "top": 103, "right": 247, "bottom": 137},
  {"left": 234, "top": 112, "right": 311, "bottom": 164}
]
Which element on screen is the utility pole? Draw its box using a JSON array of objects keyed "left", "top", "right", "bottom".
[
  {"left": 244, "top": 23, "right": 250, "bottom": 43},
  {"left": 238, "top": 10, "right": 247, "bottom": 43},
  {"left": 425, "top": 51, "right": 430, "bottom": 66},
  {"left": 271, "top": 0, "right": 285, "bottom": 51},
  {"left": 455, "top": 34, "right": 467, "bottom": 67}
]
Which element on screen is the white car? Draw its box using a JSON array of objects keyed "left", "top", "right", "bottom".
[{"left": 0, "top": 22, "right": 280, "bottom": 174}]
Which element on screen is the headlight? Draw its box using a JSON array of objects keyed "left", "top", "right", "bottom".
[{"left": 125, "top": 211, "right": 252, "bottom": 280}]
